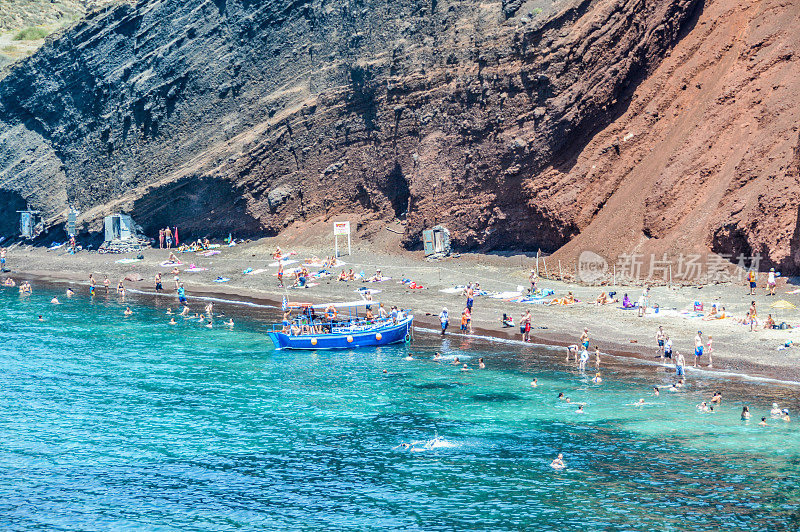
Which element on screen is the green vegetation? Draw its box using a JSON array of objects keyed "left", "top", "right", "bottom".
[
  {"left": 532, "top": 7, "right": 543, "bottom": 16},
  {"left": 1, "top": 44, "right": 18, "bottom": 53},
  {"left": 13, "top": 26, "right": 50, "bottom": 41}
]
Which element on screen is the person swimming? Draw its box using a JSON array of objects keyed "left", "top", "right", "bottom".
[
  {"left": 759, "top": 417, "right": 767, "bottom": 426},
  {"left": 225, "top": 319, "right": 234, "bottom": 327},
  {"left": 782, "top": 409, "right": 791, "bottom": 422},
  {"left": 710, "top": 392, "right": 722, "bottom": 404},
  {"left": 531, "top": 378, "right": 538, "bottom": 387},
  {"left": 592, "top": 373, "right": 602, "bottom": 383},
  {"left": 741, "top": 406, "right": 751, "bottom": 420},
  {"left": 551, "top": 453, "right": 566, "bottom": 470},
  {"left": 123, "top": 307, "right": 133, "bottom": 317},
  {"left": 576, "top": 405, "right": 585, "bottom": 414},
  {"left": 565, "top": 397, "right": 572, "bottom": 403},
  {"left": 169, "top": 317, "right": 177, "bottom": 325},
  {"left": 433, "top": 352, "right": 441, "bottom": 361},
  {"left": 461, "top": 364, "right": 471, "bottom": 371},
  {"left": 37, "top": 315, "right": 44, "bottom": 321},
  {"left": 66, "top": 287, "right": 74, "bottom": 297},
  {"left": 697, "top": 401, "right": 709, "bottom": 412},
  {"left": 770, "top": 403, "right": 782, "bottom": 416},
  {"left": 653, "top": 387, "right": 659, "bottom": 396},
  {"left": 166, "top": 308, "right": 173, "bottom": 315},
  {"left": 404, "top": 354, "right": 414, "bottom": 361},
  {"left": 478, "top": 357, "right": 486, "bottom": 369},
  {"left": 205, "top": 321, "right": 213, "bottom": 328},
  {"left": 50, "top": 297, "right": 59, "bottom": 304},
  {"left": 452, "top": 357, "right": 460, "bottom": 365},
  {"left": 634, "top": 398, "right": 645, "bottom": 407}
]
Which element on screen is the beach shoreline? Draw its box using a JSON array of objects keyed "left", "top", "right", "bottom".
[{"left": 7, "top": 241, "right": 800, "bottom": 387}]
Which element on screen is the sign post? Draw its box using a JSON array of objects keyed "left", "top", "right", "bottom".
[{"left": 333, "top": 221, "right": 351, "bottom": 257}]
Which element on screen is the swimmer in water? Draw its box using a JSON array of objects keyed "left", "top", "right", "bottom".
[
  {"left": 531, "top": 378, "right": 538, "bottom": 387},
  {"left": 770, "top": 403, "right": 781, "bottom": 417},
  {"left": 225, "top": 319, "right": 234, "bottom": 327},
  {"left": 123, "top": 307, "right": 133, "bottom": 317},
  {"left": 205, "top": 321, "right": 213, "bottom": 328},
  {"left": 433, "top": 352, "right": 441, "bottom": 361},
  {"left": 668, "top": 383, "right": 679, "bottom": 392},
  {"left": 592, "top": 373, "right": 602, "bottom": 384},
  {"left": 710, "top": 392, "right": 722, "bottom": 404},
  {"left": 51, "top": 297, "right": 60, "bottom": 304},
  {"left": 169, "top": 317, "right": 177, "bottom": 325},
  {"left": 576, "top": 405, "right": 585, "bottom": 414},
  {"left": 461, "top": 364, "right": 471, "bottom": 371},
  {"left": 782, "top": 409, "right": 791, "bottom": 422},
  {"left": 635, "top": 398, "right": 645, "bottom": 407},
  {"left": 180, "top": 306, "right": 190, "bottom": 317},
  {"left": 741, "top": 406, "right": 751, "bottom": 420},
  {"left": 452, "top": 357, "right": 460, "bottom": 366},
  {"left": 478, "top": 357, "right": 486, "bottom": 369},
  {"left": 166, "top": 308, "right": 173, "bottom": 315},
  {"left": 404, "top": 353, "right": 414, "bottom": 361},
  {"left": 66, "top": 288, "right": 74, "bottom": 297},
  {"left": 565, "top": 397, "right": 572, "bottom": 404},
  {"left": 759, "top": 417, "right": 767, "bottom": 426},
  {"left": 653, "top": 386, "right": 660, "bottom": 396},
  {"left": 557, "top": 392, "right": 564, "bottom": 400},
  {"left": 38, "top": 315, "right": 44, "bottom": 321},
  {"left": 697, "top": 401, "right": 709, "bottom": 413},
  {"left": 551, "top": 453, "right": 566, "bottom": 470}
]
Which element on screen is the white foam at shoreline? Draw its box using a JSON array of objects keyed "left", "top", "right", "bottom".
[{"left": 413, "top": 327, "right": 800, "bottom": 388}]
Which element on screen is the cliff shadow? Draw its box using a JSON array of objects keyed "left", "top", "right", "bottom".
[
  {"left": 129, "top": 175, "right": 267, "bottom": 241},
  {"left": 0, "top": 189, "right": 27, "bottom": 239}
]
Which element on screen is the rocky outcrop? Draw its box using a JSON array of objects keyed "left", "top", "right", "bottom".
[{"left": 0, "top": 0, "right": 797, "bottom": 272}]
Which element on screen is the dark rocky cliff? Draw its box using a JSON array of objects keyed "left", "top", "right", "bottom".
[{"left": 0, "top": 0, "right": 706, "bottom": 250}]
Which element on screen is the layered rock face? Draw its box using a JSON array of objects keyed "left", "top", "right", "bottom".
[{"left": 0, "top": 0, "right": 797, "bottom": 270}]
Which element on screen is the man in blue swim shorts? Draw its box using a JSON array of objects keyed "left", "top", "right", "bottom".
[{"left": 694, "top": 331, "right": 703, "bottom": 367}]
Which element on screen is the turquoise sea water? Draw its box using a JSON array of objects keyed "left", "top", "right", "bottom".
[{"left": 1, "top": 284, "right": 799, "bottom": 530}]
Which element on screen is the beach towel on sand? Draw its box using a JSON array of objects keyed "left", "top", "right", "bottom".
[{"left": 214, "top": 277, "right": 230, "bottom": 283}]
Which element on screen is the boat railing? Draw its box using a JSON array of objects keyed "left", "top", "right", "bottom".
[{"left": 269, "top": 311, "right": 412, "bottom": 335}]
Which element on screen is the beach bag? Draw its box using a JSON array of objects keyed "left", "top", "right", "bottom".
[{"left": 520, "top": 325, "right": 525, "bottom": 334}]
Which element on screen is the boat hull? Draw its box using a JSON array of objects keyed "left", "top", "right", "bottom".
[{"left": 267, "top": 316, "right": 413, "bottom": 350}]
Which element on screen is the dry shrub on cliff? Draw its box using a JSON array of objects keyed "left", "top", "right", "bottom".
[{"left": 13, "top": 27, "right": 49, "bottom": 41}]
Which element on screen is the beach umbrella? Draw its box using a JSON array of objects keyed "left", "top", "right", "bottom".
[{"left": 770, "top": 300, "right": 797, "bottom": 310}]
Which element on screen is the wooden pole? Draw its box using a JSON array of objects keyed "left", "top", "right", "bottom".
[
  {"left": 559, "top": 260, "right": 562, "bottom": 281},
  {"left": 543, "top": 258, "right": 548, "bottom": 278},
  {"left": 613, "top": 265, "right": 616, "bottom": 286},
  {"left": 536, "top": 249, "right": 540, "bottom": 276}
]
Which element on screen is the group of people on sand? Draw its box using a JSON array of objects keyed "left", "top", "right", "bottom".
[
  {"left": 653, "top": 325, "right": 713, "bottom": 369},
  {"left": 158, "top": 227, "right": 177, "bottom": 249}
]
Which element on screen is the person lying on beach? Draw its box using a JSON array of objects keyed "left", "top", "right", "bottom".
[
  {"left": 594, "top": 292, "right": 617, "bottom": 305},
  {"left": 551, "top": 454, "right": 566, "bottom": 470},
  {"left": 764, "top": 314, "right": 776, "bottom": 329},
  {"left": 501, "top": 313, "right": 514, "bottom": 327},
  {"left": 702, "top": 305, "right": 719, "bottom": 320},
  {"left": 167, "top": 252, "right": 180, "bottom": 264},
  {"left": 549, "top": 292, "right": 577, "bottom": 305},
  {"left": 367, "top": 269, "right": 384, "bottom": 282},
  {"left": 337, "top": 270, "right": 348, "bottom": 281}
]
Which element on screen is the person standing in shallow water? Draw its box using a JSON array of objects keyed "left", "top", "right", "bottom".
[
  {"left": 439, "top": 307, "right": 449, "bottom": 336},
  {"left": 523, "top": 309, "right": 532, "bottom": 342}
]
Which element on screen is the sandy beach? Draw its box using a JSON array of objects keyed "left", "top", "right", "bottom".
[{"left": 4, "top": 238, "right": 800, "bottom": 384}]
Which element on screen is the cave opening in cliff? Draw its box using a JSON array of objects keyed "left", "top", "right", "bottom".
[
  {"left": 383, "top": 163, "right": 410, "bottom": 219},
  {"left": 0, "top": 189, "right": 27, "bottom": 238}
]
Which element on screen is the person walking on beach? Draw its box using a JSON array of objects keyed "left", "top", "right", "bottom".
[
  {"left": 277, "top": 262, "right": 284, "bottom": 288},
  {"left": 439, "top": 307, "right": 449, "bottom": 336},
  {"left": 637, "top": 288, "right": 649, "bottom": 317},
  {"left": 747, "top": 269, "right": 757, "bottom": 295},
  {"left": 529, "top": 269, "right": 538, "bottom": 294},
  {"left": 693, "top": 331, "right": 703, "bottom": 367},
  {"left": 748, "top": 300, "right": 757, "bottom": 332},
  {"left": 155, "top": 272, "right": 163, "bottom": 292},
  {"left": 767, "top": 268, "right": 777, "bottom": 295},
  {"left": 664, "top": 335, "right": 673, "bottom": 360},
  {"left": 675, "top": 351, "right": 686, "bottom": 380},
  {"left": 656, "top": 326, "right": 665, "bottom": 358},
  {"left": 0, "top": 247, "right": 6, "bottom": 271},
  {"left": 523, "top": 309, "right": 532, "bottom": 342},
  {"left": 164, "top": 227, "right": 173, "bottom": 249},
  {"left": 706, "top": 335, "right": 713, "bottom": 368},
  {"left": 466, "top": 284, "right": 474, "bottom": 312}
]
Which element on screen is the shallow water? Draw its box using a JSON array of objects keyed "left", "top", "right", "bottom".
[{"left": 1, "top": 285, "right": 799, "bottom": 530}]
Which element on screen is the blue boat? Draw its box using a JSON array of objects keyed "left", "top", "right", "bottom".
[{"left": 267, "top": 300, "right": 413, "bottom": 350}]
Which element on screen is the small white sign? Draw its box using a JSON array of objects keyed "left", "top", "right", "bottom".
[{"left": 333, "top": 221, "right": 350, "bottom": 236}]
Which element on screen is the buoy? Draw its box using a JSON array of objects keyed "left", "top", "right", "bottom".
[
  {"left": 375, "top": 333, "right": 382, "bottom": 341},
  {"left": 311, "top": 338, "right": 317, "bottom": 346},
  {"left": 347, "top": 335, "right": 354, "bottom": 343}
]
